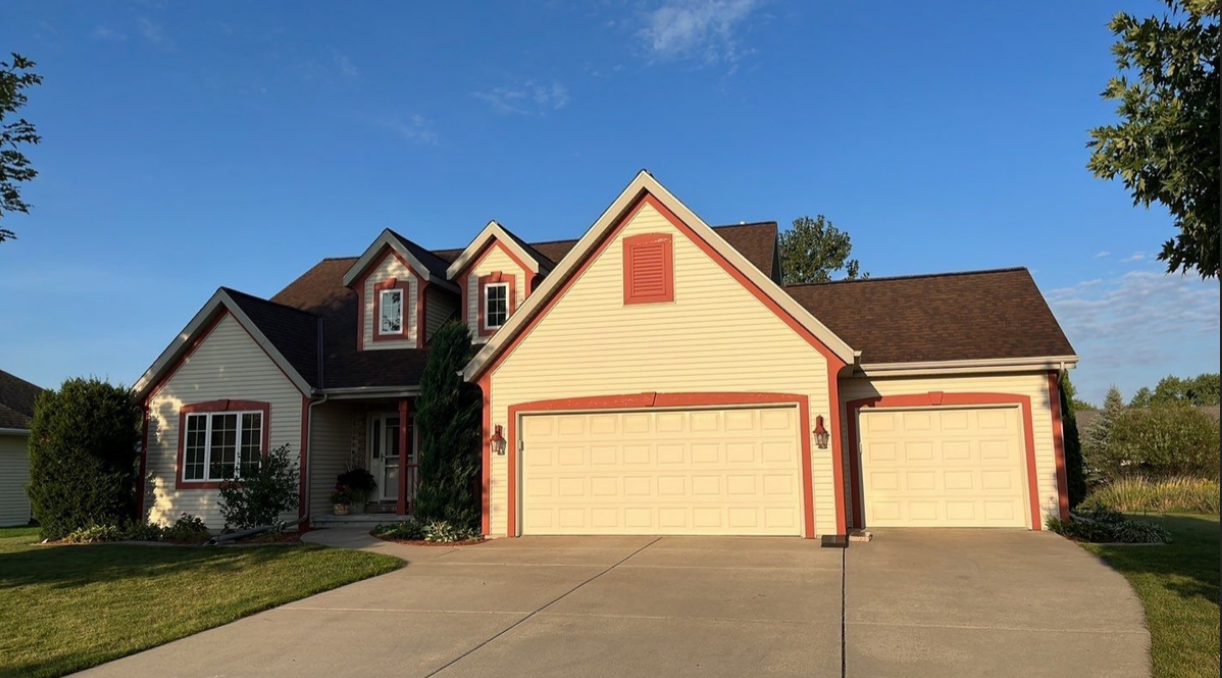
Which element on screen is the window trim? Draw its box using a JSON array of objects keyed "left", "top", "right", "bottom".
[
  {"left": 483, "top": 282, "right": 510, "bottom": 331},
  {"left": 477, "top": 272, "right": 516, "bottom": 337},
  {"left": 623, "top": 233, "right": 674, "bottom": 305},
  {"left": 175, "top": 400, "right": 271, "bottom": 489},
  {"left": 372, "top": 277, "right": 410, "bottom": 343}
]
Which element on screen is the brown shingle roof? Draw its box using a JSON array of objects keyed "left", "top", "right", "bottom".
[
  {"left": 0, "top": 369, "right": 43, "bottom": 429},
  {"left": 783, "top": 268, "right": 1075, "bottom": 364},
  {"left": 223, "top": 288, "right": 321, "bottom": 387}
]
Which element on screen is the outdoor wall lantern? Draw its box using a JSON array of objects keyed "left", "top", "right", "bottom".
[
  {"left": 813, "top": 416, "right": 830, "bottom": 450},
  {"left": 491, "top": 424, "right": 507, "bottom": 456}
]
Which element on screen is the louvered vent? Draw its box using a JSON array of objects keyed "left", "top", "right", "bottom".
[{"left": 623, "top": 233, "right": 674, "bottom": 304}]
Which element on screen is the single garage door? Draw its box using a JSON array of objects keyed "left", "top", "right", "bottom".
[
  {"left": 520, "top": 406, "right": 803, "bottom": 536},
  {"left": 859, "top": 407, "right": 1028, "bottom": 528}
]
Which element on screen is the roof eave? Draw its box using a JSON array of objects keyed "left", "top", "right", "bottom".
[
  {"left": 851, "top": 355, "right": 1080, "bottom": 378},
  {"left": 341, "top": 230, "right": 460, "bottom": 292},
  {"left": 444, "top": 220, "right": 543, "bottom": 279}
]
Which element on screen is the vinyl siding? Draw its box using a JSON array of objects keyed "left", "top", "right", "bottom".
[
  {"left": 0, "top": 434, "right": 30, "bottom": 527},
  {"left": 838, "top": 372, "right": 1061, "bottom": 528},
  {"left": 467, "top": 244, "right": 530, "bottom": 343},
  {"left": 426, "top": 286, "right": 460, "bottom": 341},
  {"left": 308, "top": 402, "right": 359, "bottom": 518},
  {"left": 145, "top": 313, "right": 304, "bottom": 528},
  {"left": 363, "top": 252, "right": 418, "bottom": 350},
  {"left": 487, "top": 203, "right": 836, "bottom": 537}
]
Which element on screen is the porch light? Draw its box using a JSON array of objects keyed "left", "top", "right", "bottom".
[
  {"left": 813, "top": 416, "right": 830, "bottom": 449},
  {"left": 491, "top": 425, "right": 507, "bottom": 456}
]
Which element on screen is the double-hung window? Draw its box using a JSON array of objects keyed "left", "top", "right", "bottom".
[
  {"left": 484, "top": 282, "right": 509, "bottom": 330},
  {"left": 379, "top": 288, "right": 403, "bottom": 335},
  {"left": 183, "top": 410, "right": 264, "bottom": 482}
]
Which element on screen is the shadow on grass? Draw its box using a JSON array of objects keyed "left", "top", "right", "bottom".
[{"left": 1087, "top": 514, "right": 1220, "bottom": 605}]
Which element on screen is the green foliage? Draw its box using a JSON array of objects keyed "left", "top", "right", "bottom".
[
  {"left": 1084, "top": 476, "right": 1220, "bottom": 515},
  {"left": 373, "top": 520, "right": 426, "bottom": 541},
  {"left": 1102, "top": 406, "right": 1221, "bottom": 480},
  {"left": 0, "top": 53, "right": 43, "bottom": 242},
  {"left": 58, "top": 513, "right": 211, "bottom": 544},
  {"left": 1060, "top": 373, "right": 1088, "bottom": 508},
  {"left": 779, "top": 214, "right": 868, "bottom": 284},
  {"left": 1059, "top": 372, "right": 1096, "bottom": 411},
  {"left": 1047, "top": 508, "right": 1172, "bottom": 544},
  {"left": 1087, "top": 0, "right": 1220, "bottom": 278},
  {"left": 372, "top": 519, "right": 480, "bottom": 543},
  {"left": 26, "top": 378, "right": 142, "bottom": 541},
  {"left": 413, "top": 321, "right": 482, "bottom": 528},
  {"left": 216, "top": 444, "right": 299, "bottom": 530},
  {"left": 1083, "top": 386, "right": 1126, "bottom": 482},
  {"left": 61, "top": 523, "right": 125, "bottom": 544},
  {"left": 337, "top": 467, "right": 377, "bottom": 499},
  {"left": 1130, "top": 373, "right": 1220, "bottom": 407}
]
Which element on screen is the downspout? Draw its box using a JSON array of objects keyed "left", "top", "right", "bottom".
[{"left": 304, "top": 393, "right": 329, "bottom": 527}]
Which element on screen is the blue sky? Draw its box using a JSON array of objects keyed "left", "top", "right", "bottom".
[{"left": 0, "top": 0, "right": 1217, "bottom": 405}]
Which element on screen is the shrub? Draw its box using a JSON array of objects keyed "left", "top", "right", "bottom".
[
  {"left": 217, "top": 444, "right": 299, "bottom": 529},
  {"left": 424, "top": 520, "right": 480, "bottom": 543},
  {"left": 414, "top": 321, "right": 482, "bottom": 528},
  {"left": 373, "top": 521, "right": 426, "bottom": 541},
  {"left": 337, "top": 467, "right": 377, "bottom": 501},
  {"left": 26, "top": 378, "right": 143, "bottom": 540},
  {"left": 1046, "top": 508, "right": 1172, "bottom": 544},
  {"left": 1060, "top": 373, "right": 1087, "bottom": 507},
  {"left": 61, "top": 523, "right": 125, "bottom": 544},
  {"left": 124, "top": 522, "right": 166, "bottom": 542},
  {"left": 165, "top": 513, "right": 210, "bottom": 543},
  {"left": 1083, "top": 476, "right": 1220, "bottom": 515},
  {"left": 1101, "top": 406, "right": 1220, "bottom": 480}
]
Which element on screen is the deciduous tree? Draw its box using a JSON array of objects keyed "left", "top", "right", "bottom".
[
  {"left": 779, "top": 215, "right": 868, "bottom": 284},
  {"left": 0, "top": 53, "right": 42, "bottom": 243}
]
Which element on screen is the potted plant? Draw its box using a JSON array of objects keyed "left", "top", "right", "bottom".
[
  {"left": 329, "top": 485, "right": 354, "bottom": 516},
  {"left": 337, "top": 467, "right": 377, "bottom": 513}
]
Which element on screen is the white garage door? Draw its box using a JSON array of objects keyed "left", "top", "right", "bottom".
[
  {"left": 859, "top": 407, "right": 1028, "bottom": 528},
  {"left": 520, "top": 406, "right": 803, "bottom": 536}
]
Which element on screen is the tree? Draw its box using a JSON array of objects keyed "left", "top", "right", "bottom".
[
  {"left": 0, "top": 53, "right": 43, "bottom": 243},
  {"left": 1129, "top": 373, "right": 1221, "bottom": 406},
  {"left": 1059, "top": 373, "right": 1087, "bottom": 507},
  {"left": 1083, "top": 386, "right": 1126, "bottom": 480},
  {"left": 1060, "top": 372, "right": 1096, "bottom": 412},
  {"left": 1087, "top": 0, "right": 1220, "bottom": 278},
  {"left": 413, "top": 321, "right": 482, "bottom": 528},
  {"left": 1108, "top": 406, "right": 1220, "bottom": 479},
  {"left": 26, "top": 378, "right": 142, "bottom": 540},
  {"left": 779, "top": 214, "right": 868, "bottom": 284}
]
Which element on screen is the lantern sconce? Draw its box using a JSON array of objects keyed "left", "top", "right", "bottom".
[
  {"left": 491, "top": 424, "right": 507, "bottom": 456},
  {"left": 813, "top": 416, "right": 830, "bottom": 450}
]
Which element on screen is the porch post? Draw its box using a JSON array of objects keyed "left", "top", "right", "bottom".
[{"left": 397, "top": 398, "right": 410, "bottom": 516}]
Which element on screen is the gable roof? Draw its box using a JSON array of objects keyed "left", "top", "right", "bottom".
[
  {"left": 462, "top": 170, "right": 857, "bottom": 381},
  {"left": 222, "top": 288, "right": 321, "bottom": 386},
  {"left": 340, "top": 229, "right": 459, "bottom": 292},
  {"left": 444, "top": 220, "right": 549, "bottom": 279},
  {"left": 0, "top": 369, "right": 42, "bottom": 430},
  {"left": 783, "top": 268, "right": 1077, "bottom": 368}
]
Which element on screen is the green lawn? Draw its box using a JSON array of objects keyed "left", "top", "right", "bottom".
[
  {"left": 1082, "top": 514, "right": 1220, "bottom": 678},
  {"left": 0, "top": 526, "right": 402, "bottom": 678}
]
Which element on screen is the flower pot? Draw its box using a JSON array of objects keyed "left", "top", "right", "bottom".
[{"left": 333, "top": 503, "right": 351, "bottom": 516}]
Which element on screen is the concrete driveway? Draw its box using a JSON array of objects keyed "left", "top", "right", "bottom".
[{"left": 76, "top": 529, "right": 1148, "bottom": 678}]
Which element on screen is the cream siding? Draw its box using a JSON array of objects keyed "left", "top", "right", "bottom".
[
  {"left": 838, "top": 372, "right": 1061, "bottom": 528},
  {"left": 0, "top": 434, "right": 31, "bottom": 526},
  {"left": 466, "top": 245, "right": 530, "bottom": 343},
  {"left": 308, "top": 402, "right": 359, "bottom": 518},
  {"left": 363, "top": 252, "right": 418, "bottom": 350},
  {"left": 425, "top": 287, "right": 460, "bottom": 341},
  {"left": 145, "top": 313, "right": 304, "bottom": 528},
  {"left": 487, "top": 203, "right": 836, "bottom": 537}
]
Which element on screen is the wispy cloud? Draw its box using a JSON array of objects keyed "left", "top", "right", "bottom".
[
  {"left": 137, "top": 18, "right": 172, "bottom": 47},
  {"left": 371, "top": 114, "right": 438, "bottom": 145},
  {"left": 92, "top": 26, "right": 127, "bottom": 42},
  {"left": 332, "top": 51, "right": 359, "bottom": 79},
  {"left": 1094, "top": 250, "right": 1110, "bottom": 258},
  {"left": 637, "top": 0, "right": 762, "bottom": 66},
  {"left": 474, "top": 80, "right": 570, "bottom": 116},
  {"left": 1122, "top": 252, "right": 1145, "bottom": 262}
]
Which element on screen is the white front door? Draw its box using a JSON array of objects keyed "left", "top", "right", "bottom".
[{"left": 369, "top": 413, "right": 400, "bottom": 503}]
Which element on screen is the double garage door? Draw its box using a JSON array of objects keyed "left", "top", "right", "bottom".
[{"left": 520, "top": 406, "right": 804, "bottom": 536}]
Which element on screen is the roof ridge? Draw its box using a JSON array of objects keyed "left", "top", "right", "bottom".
[
  {"left": 221, "top": 287, "right": 322, "bottom": 317},
  {"left": 783, "top": 267, "right": 1029, "bottom": 288}
]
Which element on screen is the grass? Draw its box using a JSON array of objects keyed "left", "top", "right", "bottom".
[
  {"left": 1085, "top": 476, "right": 1221, "bottom": 515},
  {"left": 0, "top": 525, "right": 402, "bottom": 678},
  {"left": 1081, "top": 514, "right": 1220, "bottom": 678}
]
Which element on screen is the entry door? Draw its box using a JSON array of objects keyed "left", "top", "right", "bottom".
[{"left": 369, "top": 413, "right": 400, "bottom": 502}]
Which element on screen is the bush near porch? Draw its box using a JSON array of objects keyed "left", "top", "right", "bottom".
[{"left": 0, "top": 526, "right": 401, "bottom": 678}]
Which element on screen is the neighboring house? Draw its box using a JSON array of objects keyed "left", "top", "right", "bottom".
[
  {"left": 134, "top": 171, "right": 1078, "bottom": 537},
  {"left": 0, "top": 369, "right": 42, "bottom": 527}
]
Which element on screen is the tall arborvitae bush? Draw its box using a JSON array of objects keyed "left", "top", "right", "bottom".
[
  {"left": 1060, "top": 373, "right": 1087, "bottom": 507},
  {"left": 413, "top": 321, "right": 483, "bottom": 528},
  {"left": 26, "top": 378, "right": 142, "bottom": 539}
]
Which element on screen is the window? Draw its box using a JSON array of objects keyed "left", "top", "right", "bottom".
[
  {"left": 623, "top": 233, "right": 674, "bottom": 304},
  {"left": 182, "top": 410, "right": 264, "bottom": 482},
  {"left": 379, "top": 288, "right": 403, "bottom": 335},
  {"left": 484, "top": 282, "right": 509, "bottom": 330}
]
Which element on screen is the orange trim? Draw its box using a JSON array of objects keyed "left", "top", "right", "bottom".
[
  {"left": 503, "top": 392, "right": 816, "bottom": 539},
  {"left": 397, "top": 398, "right": 410, "bottom": 515},
  {"left": 827, "top": 372, "right": 847, "bottom": 536},
  {"left": 175, "top": 400, "right": 272, "bottom": 490},
  {"left": 352, "top": 248, "right": 417, "bottom": 350},
  {"left": 623, "top": 233, "right": 674, "bottom": 304},
  {"left": 472, "top": 192, "right": 844, "bottom": 380},
  {"left": 372, "top": 277, "right": 411, "bottom": 343},
  {"left": 457, "top": 239, "right": 535, "bottom": 329},
  {"left": 477, "top": 272, "right": 516, "bottom": 337},
  {"left": 479, "top": 374, "right": 491, "bottom": 536},
  {"left": 845, "top": 392, "right": 1042, "bottom": 530},
  {"left": 1047, "top": 372, "right": 1071, "bottom": 520},
  {"left": 299, "top": 394, "right": 310, "bottom": 523}
]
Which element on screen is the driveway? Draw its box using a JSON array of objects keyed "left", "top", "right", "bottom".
[{"left": 76, "top": 530, "right": 1148, "bottom": 678}]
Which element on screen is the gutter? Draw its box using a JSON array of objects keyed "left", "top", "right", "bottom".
[
  {"left": 318, "top": 386, "right": 421, "bottom": 400},
  {"left": 302, "top": 393, "right": 329, "bottom": 528},
  {"left": 853, "top": 355, "right": 1080, "bottom": 377}
]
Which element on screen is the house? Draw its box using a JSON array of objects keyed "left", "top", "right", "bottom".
[
  {"left": 134, "top": 171, "right": 1077, "bottom": 537},
  {"left": 0, "top": 369, "right": 42, "bottom": 527}
]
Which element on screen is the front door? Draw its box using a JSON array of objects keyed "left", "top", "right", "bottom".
[{"left": 369, "top": 413, "right": 400, "bottom": 503}]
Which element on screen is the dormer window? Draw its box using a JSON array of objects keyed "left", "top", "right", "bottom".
[
  {"left": 484, "top": 283, "right": 508, "bottom": 330},
  {"left": 379, "top": 288, "right": 403, "bottom": 335}
]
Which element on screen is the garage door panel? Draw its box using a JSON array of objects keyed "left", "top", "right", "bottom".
[
  {"left": 861, "top": 407, "right": 1027, "bottom": 528},
  {"left": 521, "top": 407, "right": 802, "bottom": 536}
]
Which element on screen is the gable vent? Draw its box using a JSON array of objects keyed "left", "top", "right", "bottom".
[{"left": 623, "top": 233, "right": 674, "bottom": 304}]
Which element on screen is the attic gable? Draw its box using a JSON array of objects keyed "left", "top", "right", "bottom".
[
  {"left": 445, "top": 220, "right": 549, "bottom": 279},
  {"left": 341, "top": 229, "right": 459, "bottom": 292}
]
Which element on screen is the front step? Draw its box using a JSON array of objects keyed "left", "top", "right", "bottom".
[{"left": 312, "top": 514, "right": 415, "bottom": 530}]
